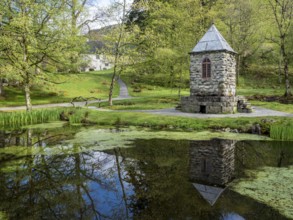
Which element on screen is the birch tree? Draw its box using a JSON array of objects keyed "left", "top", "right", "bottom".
[
  {"left": 99, "top": 0, "right": 131, "bottom": 106},
  {"left": 268, "top": 0, "right": 293, "bottom": 97}
]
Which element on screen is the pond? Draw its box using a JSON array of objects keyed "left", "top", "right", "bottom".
[{"left": 0, "top": 125, "right": 292, "bottom": 220}]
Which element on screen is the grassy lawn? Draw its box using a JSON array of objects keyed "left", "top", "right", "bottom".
[
  {"left": 237, "top": 88, "right": 284, "bottom": 97},
  {"left": 121, "top": 75, "right": 190, "bottom": 97},
  {"left": 91, "top": 96, "right": 179, "bottom": 110},
  {"left": 0, "top": 70, "right": 119, "bottom": 107},
  {"left": 128, "top": 86, "right": 189, "bottom": 98},
  {"left": 1, "top": 66, "right": 292, "bottom": 113},
  {"left": 250, "top": 101, "right": 293, "bottom": 113}
]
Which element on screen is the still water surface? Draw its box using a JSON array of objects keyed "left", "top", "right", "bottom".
[{"left": 0, "top": 126, "right": 292, "bottom": 220}]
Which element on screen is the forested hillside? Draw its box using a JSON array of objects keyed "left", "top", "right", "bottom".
[{"left": 99, "top": 0, "right": 292, "bottom": 98}]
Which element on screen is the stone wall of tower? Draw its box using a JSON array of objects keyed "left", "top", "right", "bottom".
[
  {"left": 180, "top": 95, "right": 238, "bottom": 113},
  {"left": 190, "top": 52, "right": 236, "bottom": 97}
]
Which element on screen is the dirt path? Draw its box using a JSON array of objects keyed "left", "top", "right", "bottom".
[{"left": 0, "top": 80, "right": 292, "bottom": 118}]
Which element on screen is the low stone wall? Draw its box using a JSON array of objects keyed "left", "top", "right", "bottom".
[
  {"left": 181, "top": 95, "right": 253, "bottom": 114},
  {"left": 189, "top": 139, "right": 236, "bottom": 186},
  {"left": 181, "top": 95, "right": 237, "bottom": 114}
]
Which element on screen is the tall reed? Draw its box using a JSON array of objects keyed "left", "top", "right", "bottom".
[
  {"left": 0, "top": 109, "right": 62, "bottom": 129},
  {"left": 270, "top": 123, "right": 293, "bottom": 141},
  {"left": 68, "top": 108, "right": 85, "bottom": 124}
]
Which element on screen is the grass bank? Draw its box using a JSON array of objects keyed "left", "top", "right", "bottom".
[
  {"left": 86, "top": 110, "right": 293, "bottom": 134},
  {"left": 1, "top": 108, "right": 292, "bottom": 140}
]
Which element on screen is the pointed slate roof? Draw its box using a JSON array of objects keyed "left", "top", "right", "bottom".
[{"left": 191, "top": 24, "right": 236, "bottom": 54}]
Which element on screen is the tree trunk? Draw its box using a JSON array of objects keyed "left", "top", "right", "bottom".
[
  {"left": 114, "top": 148, "right": 129, "bottom": 219},
  {"left": 237, "top": 55, "right": 240, "bottom": 86},
  {"left": 283, "top": 59, "right": 291, "bottom": 97},
  {"left": 108, "top": 66, "right": 117, "bottom": 106},
  {"left": 26, "top": 129, "right": 32, "bottom": 146},
  {"left": 108, "top": 0, "right": 126, "bottom": 106},
  {"left": 178, "top": 61, "right": 183, "bottom": 98},
  {"left": 0, "top": 79, "right": 3, "bottom": 96},
  {"left": 278, "top": 48, "right": 282, "bottom": 84},
  {"left": 24, "top": 83, "right": 32, "bottom": 112},
  {"left": 280, "top": 37, "right": 292, "bottom": 97}
]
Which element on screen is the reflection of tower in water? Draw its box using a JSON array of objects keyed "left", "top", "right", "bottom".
[{"left": 189, "top": 139, "right": 236, "bottom": 205}]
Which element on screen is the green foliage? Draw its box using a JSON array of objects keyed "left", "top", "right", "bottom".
[
  {"left": 124, "top": 0, "right": 205, "bottom": 88},
  {"left": 0, "top": 0, "right": 86, "bottom": 110},
  {"left": 270, "top": 123, "right": 293, "bottom": 141},
  {"left": 120, "top": 0, "right": 293, "bottom": 96}
]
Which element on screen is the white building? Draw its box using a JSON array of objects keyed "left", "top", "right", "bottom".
[{"left": 81, "top": 54, "right": 112, "bottom": 72}]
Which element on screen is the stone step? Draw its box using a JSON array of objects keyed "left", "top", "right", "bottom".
[
  {"left": 237, "top": 98, "right": 252, "bottom": 113},
  {"left": 175, "top": 104, "right": 182, "bottom": 110}
]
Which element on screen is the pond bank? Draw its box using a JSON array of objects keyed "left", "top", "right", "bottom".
[{"left": 1, "top": 107, "right": 293, "bottom": 140}]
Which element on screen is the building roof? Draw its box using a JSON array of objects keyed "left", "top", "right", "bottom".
[{"left": 191, "top": 24, "right": 236, "bottom": 54}]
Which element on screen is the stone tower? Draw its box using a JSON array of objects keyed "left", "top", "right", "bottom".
[{"left": 181, "top": 24, "right": 238, "bottom": 114}]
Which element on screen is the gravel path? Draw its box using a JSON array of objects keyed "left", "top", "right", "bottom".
[
  {"left": 117, "top": 78, "right": 131, "bottom": 99},
  {"left": 0, "top": 80, "right": 292, "bottom": 118},
  {"left": 126, "top": 106, "right": 293, "bottom": 118}
]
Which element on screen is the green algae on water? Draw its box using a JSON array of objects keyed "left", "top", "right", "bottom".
[
  {"left": 231, "top": 166, "right": 293, "bottom": 219},
  {"left": 22, "top": 121, "right": 67, "bottom": 129},
  {"left": 68, "top": 127, "right": 271, "bottom": 148},
  {"left": 0, "top": 127, "right": 271, "bottom": 160},
  {"left": 0, "top": 127, "right": 272, "bottom": 173}
]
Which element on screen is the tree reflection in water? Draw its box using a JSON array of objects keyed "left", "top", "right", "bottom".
[
  {"left": 0, "top": 128, "right": 292, "bottom": 220},
  {"left": 0, "top": 128, "right": 134, "bottom": 220}
]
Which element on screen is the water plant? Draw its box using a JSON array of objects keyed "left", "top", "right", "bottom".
[
  {"left": 0, "top": 109, "right": 62, "bottom": 129},
  {"left": 270, "top": 123, "right": 293, "bottom": 140},
  {"left": 68, "top": 108, "right": 87, "bottom": 124}
]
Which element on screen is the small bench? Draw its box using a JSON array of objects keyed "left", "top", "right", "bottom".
[{"left": 70, "top": 96, "right": 102, "bottom": 107}]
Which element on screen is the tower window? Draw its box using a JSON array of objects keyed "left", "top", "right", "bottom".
[{"left": 202, "top": 58, "right": 211, "bottom": 78}]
